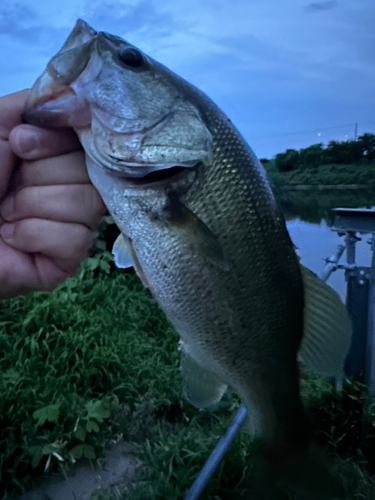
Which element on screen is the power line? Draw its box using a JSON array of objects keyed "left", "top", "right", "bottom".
[{"left": 255, "top": 123, "right": 375, "bottom": 139}]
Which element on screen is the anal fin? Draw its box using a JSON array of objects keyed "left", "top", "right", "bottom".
[{"left": 178, "top": 341, "right": 228, "bottom": 410}]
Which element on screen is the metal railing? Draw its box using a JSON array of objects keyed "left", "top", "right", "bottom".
[
  {"left": 183, "top": 406, "right": 248, "bottom": 500},
  {"left": 322, "top": 208, "right": 375, "bottom": 390}
]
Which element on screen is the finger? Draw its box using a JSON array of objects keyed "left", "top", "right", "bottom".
[
  {"left": 0, "top": 90, "right": 28, "bottom": 131},
  {"left": 0, "top": 240, "right": 77, "bottom": 299},
  {"left": 18, "top": 151, "right": 90, "bottom": 187},
  {"left": 0, "top": 184, "right": 106, "bottom": 228},
  {"left": 34, "top": 253, "right": 80, "bottom": 288},
  {"left": 0, "top": 90, "right": 29, "bottom": 198},
  {"left": 9, "top": 124, "right": 81, "bottom": 160},
  {"left": 0, "top": 143, "right": 16, "bottom": 200},
  {"left": 0, "top": 219, "right": 93, "bottom": 261}
]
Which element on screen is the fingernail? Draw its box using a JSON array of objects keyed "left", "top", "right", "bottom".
[
  {"left": 1, "top": 223, "right": 15, "bottom": 240},
  {"left": 0, "top": 197, "right": 14, "bottom": 220},
  {"left": 14, "top": 128, "right": 38, "bottom": 155}
]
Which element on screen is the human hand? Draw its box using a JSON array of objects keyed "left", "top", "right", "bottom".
[{"left": 0, "top": 90, "right": 106, "bottom": 299}]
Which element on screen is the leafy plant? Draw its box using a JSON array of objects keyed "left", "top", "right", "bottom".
[{"left": 0, "top": 264, "right": 179, "bottom": 495}]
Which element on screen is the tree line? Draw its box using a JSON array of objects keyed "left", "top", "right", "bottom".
[{"left": 261, "top": 133, "right": 375, "bottom": 172}]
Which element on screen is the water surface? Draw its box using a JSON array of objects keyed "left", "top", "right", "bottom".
[{"left": 283, "top": 189, "right": 374, "bottom": 299}]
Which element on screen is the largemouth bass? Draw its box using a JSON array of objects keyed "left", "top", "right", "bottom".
[{"left": 24, "top": 20, "right": 351, "bottom": 498}]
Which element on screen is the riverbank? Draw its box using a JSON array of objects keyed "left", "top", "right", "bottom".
[{"left": 264, "top": 161, "right": 375, "bottom": 190}]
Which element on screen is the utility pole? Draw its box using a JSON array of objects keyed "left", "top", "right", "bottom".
[{"left": 354, "top": 122, "right": 358, "bottom": 141}]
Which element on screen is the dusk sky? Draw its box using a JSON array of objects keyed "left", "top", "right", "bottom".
[{"left": 1, "top": 0, "right": 374, "bottom": 159}]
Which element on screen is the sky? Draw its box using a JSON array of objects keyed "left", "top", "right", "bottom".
[{"left": 0, "top": 0, "right": 374, "bottom": 159}]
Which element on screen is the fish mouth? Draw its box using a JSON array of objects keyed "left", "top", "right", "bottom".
[
  {"left": 22, "top": 72, "right": 92, "bottom": 129},
  {"left": 103, "top": 163, "right": 195, "bottom": 184},
  {"left": 104, "top": 158, "right": 198, "bottom": 178}
]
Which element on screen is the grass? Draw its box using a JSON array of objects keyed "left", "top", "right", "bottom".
[
  {"left": 0, "top": 257, "right": 182, "bottom": 496},
  {"left": 1, "top": 254, "right": 375, "bottom": 499}
]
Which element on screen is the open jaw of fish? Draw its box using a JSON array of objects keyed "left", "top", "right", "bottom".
[{"left": 24, "top": 19, "right": 351, "bottom": 497}]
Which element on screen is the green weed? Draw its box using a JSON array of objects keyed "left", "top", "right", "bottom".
[{"left": 0, "top": 264, "right": 180, "bottom": 495}]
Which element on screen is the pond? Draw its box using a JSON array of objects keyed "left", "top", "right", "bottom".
[{"left": 282, "top": 189, "right": 375, "bottom": 299}]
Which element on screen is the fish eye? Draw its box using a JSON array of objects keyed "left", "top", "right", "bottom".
[{"left": 118, "top": 48, "right": 144, "bottom": 68}]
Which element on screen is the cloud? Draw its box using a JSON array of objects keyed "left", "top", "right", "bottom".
[
  {"left": 305, "top": 1, "right": 337, "bottom": 12},
  {"left": 0, "top": 2, "right": 36, "bottom": 26},
  {"left": 0, "top": 2, "right": 76, "bottom": 55},
  {"left": 82, "top": 0, "right": 186, "bottom": 45},
  {"left": 0, "top": 3, "right": 38, "bottom": 40},
  {"left": 1, "top": 0, "right": 374, "bottom": 158}
]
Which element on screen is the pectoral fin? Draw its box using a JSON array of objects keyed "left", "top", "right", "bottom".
[
  {"left": 165, "top": 195, "right": 229, "bottom": 271},
  {"left": 178, "top": 341, "right": 228, "bottom": 410},
  {"left": 112, "top": 234, "right": 149, "bottom": 288},
  {"left": 112, "top": 234, "right": 134, "bottom": 269},
  {"left": 298, "top": 265, "right": 352, "bottom": 386}
]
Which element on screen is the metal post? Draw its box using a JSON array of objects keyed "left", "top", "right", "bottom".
[
  {"left": 345, "top": 267, "right": 370, "bottom": 381},
  {"left": 326, "top": 209, "right": 375, "bottom": 390},
  {"left": 321, "top": 244, "right": 345, "bottom": 282},
  {"left": 365, "top": 235, "right": 375, "bottom": 392},
  {"left": 345, "top": 231, "right": 357, "bottom": 266}
]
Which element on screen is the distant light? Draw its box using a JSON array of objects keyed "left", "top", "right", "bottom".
[{"left": 318, "top": 133, "right": 321, "bottom": 137}]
